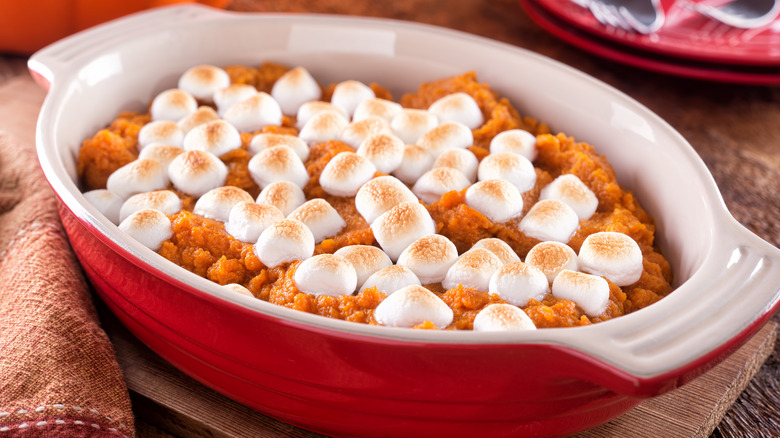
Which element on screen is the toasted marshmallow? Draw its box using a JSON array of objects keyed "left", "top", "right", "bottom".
[
  {"left": 214, "top": 84, "right": 258, "bottom": 116},
  {"left": 442, "top": 248, "right": 503, "bottom": 292},
  {"left": 477, "top": 152, "right": 536, "bottom": 192},
  {"left": 182, "top": 119, "right": 242, "bottom": 157},
  {"left": 525, "top": 241, "right": 579, "bottom": 283},
  {"left": 118, "top": 209, "right": 172, "bottom": 251},
  {"left": 319, "top": 152, "right": 377, "bottom": 197},
  {"left": 296, "top": 101, "right": 348, "bottom": 129},
  {"left": 294, "top": 254, "right": 357, "bottom": 297},
  {"left": 247, "top": 145, "right": 309, "bottom": 189},
  {"left": 578, "top": 232, "right": 643, "bottom": 286},
  {"left": 390, "top": 109, "right": 439, "bottom": 145},
  {"left": 254, "top": 218, "right": 315, "bottom": 268},
  {"left": 138, "top": 120, "right": 184, "bottom": 149},
  {"left": 539, "top": 174, "right": 598, "bottom": 220},
  {"left": 256, "top": 181, "right": 306, "bottom": 216},
  {"left": 552, "top": 270, "right": 610, "bottom": 316},
  {"left": 371, "top": 201, "right": 435, "bottom": 261},
  {"left": 225, "top": 201, "right": 285, "bottom": 243},
  {"left": 330, "top": 80, "right": 375, "bottom": 117},
  {"left": 119, "top": 190, "right": 182, "bottom": 223},
  {"left": 168, "top": 150, "right": 228, "bottom": 198},
  {"left": 193, "top": 186, "right": 254, "bottom": 222},
  {"left": 396, "top": 234, "right": 458, "bottom": 284},
  {"left": 334, "top": 245, "right": 393, "bottom": 290},
  {"left": 150, "top": 88, "right": 198, "bottom": 121},
  {"left": 427, "top": 92, "right": 484, "bottom": 130},
  {"left": 464, "top": 179, "right": 524, "bottom": 223},
  {"left": 106, "top": 159, "right": 169, "bottom": 199},
  {"left": 340, "top": 117, "right": 392, "bottom": 149},
  {"left": 355, "top": 175, "right": 418, "bottom": 224},
  {"left": 177, "top": 106, "right": 220, "bottom": 134},
  {"left": 353, "top": 98, "right": 403, "bottom": 123},
  {"left": 518, "top": 199, "right": 580, "bottom": 243},
  {"left": 223, "top": 92, "right": 283, "bottom": 133},
  {"left": 373, "top": 284, "right": 453, "bottom": 329},
  {"left": 488, "top": 262, "right": 548, "bottom": 306},
  {"left": 392, "top": 145, "right": 435, "bottom": 185},
  {"left": 473, "top": 304, "right": 537, "bottom": 332},
  {"left": 137, "top": 144, "right": 185, "bottom": 170},
  {"left": 471, "top": 238, "right": 521, "bottom": 265},
  {"left": 412, "top": 167, "right": 470, "bottom": 204},
  {"left": 287, "top": 199, "right": 346, "bottom": 243},
  {"left": 83, "top": 189, "right": 123, "bottom": 224},
  {"left": 177, "top": 64, "right": 230, "bottom": 102},
  {"left": 489, "top": 129, "right": 537, "bottom": 161},
  {"left": 271, "top": 66, "right": 322, "bottom": 115},
  {"left": 299, "top": 110, "right": 350, "bottom": 146},
  {"left": 417, "top": 121, "right": 473, "bottom": 158},
  {"left": 433, "top": 148, "right": 478, "bottom": 183},
  {"left": 356, "top": 133, "right": 405, "bottom": 174},
  {"left": 249, "top": 133, "right": 310, "bottom": 162},
  {"left": 222, "top": 283, "right": 254, "bottom": 297},
  {"left": 360, "top": 265, "right": 421, "bottom": 294}
]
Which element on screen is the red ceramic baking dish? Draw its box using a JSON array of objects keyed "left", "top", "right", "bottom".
[{"left": 29, "top": 4, "right": 780, "bottom": 437}]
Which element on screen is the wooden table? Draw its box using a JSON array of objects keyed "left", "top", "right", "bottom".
[{"left": 2, "top": 0, "right": 779, "bottom": 436}]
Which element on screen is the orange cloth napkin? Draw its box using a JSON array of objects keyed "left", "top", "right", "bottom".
[{"left": 0, "top": 76, "right": 135, "bottom": 437}]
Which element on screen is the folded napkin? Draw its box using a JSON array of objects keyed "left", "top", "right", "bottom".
[{"left": 0, "top": 76, "right": 135, "bottom": 437}]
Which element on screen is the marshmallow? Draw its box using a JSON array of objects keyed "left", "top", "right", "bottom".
[
  {"left": 373, "top": 284, "right": 453, "bottom": 329},
  {"left": 473, "top": 304, "right": 537, "bottom": 332},
  {"left": 294, "top": 254, "right": 357, "bottom": 297},
  {"left": 578, "top": 232, "right": 643, "bottom": 286},
  {"left": 83, "top": 189, "right": 123, "bottom": 224},
  {"left": 432, "top": 148, "right": 478, "bottom": 183},
  {"left": 271, "top": 66, "right": 322, "bottom": 115},
  {"left": 552, "top": 270, "right": 610, "bottom": 316},
  {"left": 137, "top": 144, "right": 185, "bottom": 170},
  {"left": 525, "top": 241, "right": 579, "bottom": 283},
  {"left": 254, "top": 218, "right": 315, "bottom": 268},
  {"left": 182, "top": 119, "right": 242, "bottom": 157},
  {"left": 427, "top": 92, "right": 484, "bottom": 130},
  {"left": 287, "top": 198, "right": 346, "bottom": 243},
  {"left": 392, "top": 145, "right": 434, "bottom": 185},
  {"left": 298, "top": 110, "right": 350, "bottom": 146},
  {"left": 442, "top": 248, "right": 503, "bottom": 292},
  {"left": 518, "top": 199, "right": 580, "bottom": 243},
  {"left": 477, "top": 152, "right": 536, "bottom": 192},
  {"left": 223, "top": 92, "right": 283, "bottom": 133},
  {"left": 247, "top": 145, "right": 309, "bottom": 189},
  {"left": 168, "top": 150, "right": 228, "bottom": 198},
  {"left": 360, "top": 265, "right": 421, "bottom": 294},
  {"left": 356, "top": 133, "right": 405, "bottom": 174},
  {"left": 412, "top": 167, "right": 471, "bottom": 204},
  {"left": 355, "top": 175, "right": 418, "bottom": 224},
  {"left": 488, "top": 262, "right": 548, "bottom": 306},
  {"left": 371, "top": 201, "right": 435, "bottom": 261},
  {"left": 138, "top": 120, "right": 184, "bottom": 149},
  {"left": 319, "top": 152, "right": 377, "bottom": 197},
  {"left": 118, "top": 208, "right": 172, "bottom": 251},
  {"left": 214, "top": 84, "right": 258, "bottom": 116},
  {"left": 339, "top": 117, "right": 392, "bottom": 149},
  {"left": 471, "top": 238, "right": 521, "bottom": 265},
  {"left": 390, "top": 109, "right": 439, "bottom": 145},
  {"left": 256, "top": 181, "right": 306, "bottom": 216},
  {"left": 353, "top": 98, "right": 403, "bottom": 123},
  {"left": 225, "top": 201, "right": 285, "bottom": 243},
  {"left": 193, "top": 186, "right": 254, "bottom": 222},
  {"left": 296, "top": 101, "right": 347, "bottom": 129},
  {"left": 464, "top": 179, "right": 524, "bottom": 223},
  {"left": 417, "top": 121, "right": 473, "bottom": 157},
  {"left": 539, "top": 174, "right": 598, "bottom": 220},
  {"left": 489, "top": 129, "right": 537, "bottom": 161},
  {"left": 150, "top": 88, "right": 197, "bottom": 121},
  {"left": 106, "top": 158, "right": 169, "bottom": 199},
  {"left": 396, "top": 234, "right": 458, "bottom": 284},
  {"left": 177, "top": 106, "right": 220, "bottom": 134},
  {"left": 334, "top": 245, "right": 393, "bottom": 290},
  {"left": 119, "top": 190, "right": 182, "bottom": 223},
  {"left": 222, "top": 283, "right": 254, "bottom": 297},
  {"left": 330, "top": 80, "right": 375, "bottom": 117},
  {"left": 249, "top": 133, "right": 310, "bottom": 162},
  {"left": 177, "top": 64, "right": 230, "bottom": 102}
]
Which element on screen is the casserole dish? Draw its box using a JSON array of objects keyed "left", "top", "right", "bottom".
[{"left": 30, "top": 4, "right": 780, "bottom": 437}]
